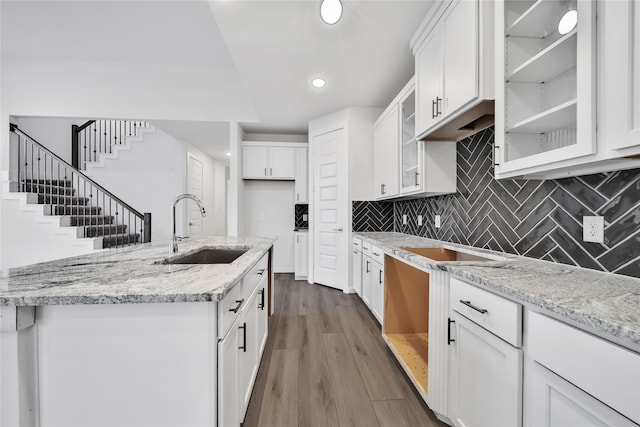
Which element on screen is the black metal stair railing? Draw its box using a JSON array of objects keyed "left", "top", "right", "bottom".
[
  {"left": 10, "top": 124, "right": 151, "bottom": 247},
  {"left": 72, "top": 119, "right": 149, "bottom": 170}
]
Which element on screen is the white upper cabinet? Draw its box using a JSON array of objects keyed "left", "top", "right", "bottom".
[
  {"left": 494, "top": 0, "right": 640, "bottom": 179},
  {"left": 597, "top": 0, "right": 640, "bottom": 155},
  {"left": 242, "top": 142, "right": 299, "bottom": 180},
  {"left": 412, "top": 0, "right": 494, "bottom": 142},
  {"left": 294, "top": 147, "right": 308, "bottom": 203},
  {"left": 374, "top": 104, "right": 400, "bottom": 199}
]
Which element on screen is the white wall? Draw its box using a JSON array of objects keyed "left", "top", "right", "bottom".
[
  {"left": 85, "top": 126, "right": 226, "bottom": 244},
  {"left": 243, "top": 181, "right": 295, "bottom": 273},
  {"left": 12, "top": 117, "right": 81, "bottom": 164}
]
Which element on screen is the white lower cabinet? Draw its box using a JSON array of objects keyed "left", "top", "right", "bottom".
[
  {"left": 524, "top": 359, "right": 637, "bottom": 427},
  {"left": 218, "top": 314, "right": 239, "bottom": 427},
  {"left": 238, "top": 288, "right": 259, "bottom": 421},
  {"left": 294, "top": 231, "right": 308, "bottom": 280},
  {"left": 448, "top": 311, "right": 523, "bottom": 427},
  {"left": 371, "top": 261, "right": 384, "bottom": 324},
  {"left": 362, "top": 254, "right": 373, "bottom": 308}
]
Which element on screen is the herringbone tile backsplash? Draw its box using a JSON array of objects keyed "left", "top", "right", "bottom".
[
  {"left": 355, "top": 127, "right": 640, "bottom": 279},
  {"left": 353, "top": 201, "right": 394, "bottom": 232}
]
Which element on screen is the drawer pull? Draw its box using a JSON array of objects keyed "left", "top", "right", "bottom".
[
  {"left": 258, "top": 289, "right": 265, "bottom": 310},
  {"left": 460, "top": 300, "right": 488, "bottom": 314},
  {"left": 448, "top": 318, "right": 455, "bottom": 345},
  {"left": 238, "top": 322, "right": 247, "bottom": 352},
  {"left": 372, "top": 252, "right": 380, "bottom": 256},
  {"left": 229, "top": 299, "right": 244, "bottom": 313},
  {"left": 257, "top": 268, "right": 266, "bottom": 276},
  {"left": 378, "top": 270, "right": 383, "bottom": 284}
]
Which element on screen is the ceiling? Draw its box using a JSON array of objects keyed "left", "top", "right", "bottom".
[{"left": 1, "top": 0, "right": 431, "bottom": 157}]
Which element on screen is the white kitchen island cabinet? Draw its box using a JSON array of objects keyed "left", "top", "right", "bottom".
[{"left": 0, "top": 237, "right": 274, "bottom": 427}]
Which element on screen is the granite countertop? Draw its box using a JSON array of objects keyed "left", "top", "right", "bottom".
[
  {"left": 0, "top": 236, "right": 274, "bottom": 306},
  {"left": 355, "top": 232, "right": 640, "bottom": 353}
]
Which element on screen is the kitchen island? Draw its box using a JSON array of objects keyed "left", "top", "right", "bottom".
[{"left": 0, "top": 236, "right": 274, "bottom": 427}]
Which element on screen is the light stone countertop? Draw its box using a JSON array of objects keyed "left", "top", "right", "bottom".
[
  {"left": 0, "top": 236, "right": 274, "bottom": 306},
  {"left": 355, "top": 232, "right": 640, "bottom": 353}
]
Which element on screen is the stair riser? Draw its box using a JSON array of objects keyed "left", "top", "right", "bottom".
[
  {"left": 102, "top": 234, "right": 140, "bottom": 249},
  {"left": 51, "top": 206, "right": 102, "bottom": 216},
  {"left": 38, "top": 195, "right": 89, "bottom": 206},
  {"left": 65, "top": 216, "right": 115, "bottom": 226},
  {"left": 84, "top": 225, "right": 128, "bottom": 238},
  {"left": 22, "top": 185, "right": 75, "bottom": 196}
]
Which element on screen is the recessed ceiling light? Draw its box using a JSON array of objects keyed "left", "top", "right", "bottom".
[
  {"left": 320, "top": 0, "right": 342, "bottom": 25},
  {"left": 312, "top": 78, "right": 326, "bottom": 88},
  {"left": 558, "top": 9, "right": 577, "bottom": 35},
  {"left": 226, "top": 152, "right": 231, "bottom": 156}
]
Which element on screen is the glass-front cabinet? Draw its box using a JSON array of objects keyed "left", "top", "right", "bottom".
[{"left": 401, "top": 89, "right": 420, "bottom": 194}]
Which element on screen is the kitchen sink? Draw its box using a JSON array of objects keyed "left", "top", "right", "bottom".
[
  {"left": 159, "top": 248, "right": 248, "bottom": 265},
  {"left": 401, "top": 247, "right": 505, "bottom": 262}
]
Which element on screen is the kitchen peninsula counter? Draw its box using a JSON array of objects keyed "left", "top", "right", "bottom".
[
  {"left": 355, "top": 232, "right": 640, "bottom": 353},
  {"left": 0, "top": 236, "right": 275, "bottom": 306}
]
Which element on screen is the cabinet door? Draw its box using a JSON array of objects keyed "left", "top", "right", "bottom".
[
  {"left": 218, "top": 325, "right": 239, "bottom": 427},
  {"left": 443, "top": 0, "right": 478, "bottom": 115},
  {"left": 449, "top": 312, "right": 522, "bottom": 427},
  {"left": 294, "top": 147, "right": 308, "bottom": 203},
  {"left": 598, "top": 0, "right": 640, "bottom": 152},
  {"left": 362, "top": 256, "right": 373, "bottom": 308},
  {"left": 256, "top": 276, "right": 268, "bottom": 358},
  {"left": 242, "top": 146, "right": 268, "bottom": 178},
  {"left": 352, "top": 248, "right": 362, "bottom": 297},
  {"left": 374, "top": 105, "right": 400, "bottom": 199},
  {"left": 524, "top": 359, "right": 636, "bottom": 427},
  {"left": 269, "top": 147, "right": 295, "bottom": 179},
  {"left": 416, "top": 27, "right": 444, "bottom": 136},
  {"left": 238, "top": 290, "right": 259, "bottom": 422},
  {"left": 371, "top": 262, "right": 384, "bottom": 324},
  {"left": 294, "top": 232, "right": 308, "bottom": 280}
]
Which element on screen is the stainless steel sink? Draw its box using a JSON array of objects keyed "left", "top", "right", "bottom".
[{"left": 159, "top": 248, "right": 248, "bottom": 265}]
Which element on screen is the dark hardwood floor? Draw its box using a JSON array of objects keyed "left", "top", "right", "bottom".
[{"left": 242, "top": 274, "right": 446, "bottom": 427}]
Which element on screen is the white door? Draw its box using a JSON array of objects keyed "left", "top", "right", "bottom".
[
  {"left": 313, "top": 127, "right": 347, "bottom": 290},
  {"left": 187, "top": 154, "right": 204, "bottom": 237}
]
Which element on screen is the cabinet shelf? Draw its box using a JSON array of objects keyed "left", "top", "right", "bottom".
[
  {"left": 508, "top": 30, "right": 577, "bottom": 83},
  {"left": 404, "top": 111, "right": 416, "bottom": 122},
  {"left": 507, "top": 99, "right": 576, "bottom": 134},
  {"left": 507, "top": 0, "right": 572, "bottom": 38}
]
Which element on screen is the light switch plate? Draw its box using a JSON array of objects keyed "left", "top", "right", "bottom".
[
  {"left": 418, "top": 215, "right": 423, "bottom": 226},
  {"left": 403, "top": 214, "right": 407, "bottom": 225},
  {"left": 435, "top": 215, "right": 441, "bottom": 228},
  {"left": 583, "top": 216, "right": 604, "bottom": 243},
  {"left": 302, "top": 214, "right": 308, "bottom": 221}
]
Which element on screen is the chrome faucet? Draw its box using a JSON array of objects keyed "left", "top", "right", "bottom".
[{"left": 170, "top": 194, "right": 206, "bottom": 254}]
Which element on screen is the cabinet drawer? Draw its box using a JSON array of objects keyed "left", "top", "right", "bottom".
[
  {"left": 361, "top": 240, "right": 372, "bottom": 256},
  {"left": 371, "top": 245, "right": 384, "bottom": 265},
  {"left": 450, "top": 277, "right": 522, "bottom": 347},
  {"left": 527, "top": 311, "right": 640, "bottom": 424},
  {"left": 243, "top": 254, "right": 268, "bottom": 298},
  {"left": 353, "top": 237, "right": 362, "bottom": 252},
  {"left": 218, "top": 281, "right": 244, "bottom": 338}
]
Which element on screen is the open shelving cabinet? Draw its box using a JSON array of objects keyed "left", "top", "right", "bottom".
[{"left": 494, "top": 0, "right": 596, "bottom": 178}]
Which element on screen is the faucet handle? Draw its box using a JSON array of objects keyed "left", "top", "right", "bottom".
[{"left": 176, "top": 236, "right": 190, "bottom": 242}]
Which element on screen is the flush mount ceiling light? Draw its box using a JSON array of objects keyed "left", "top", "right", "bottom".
[
  {"left": 226, "top": 152, "right": 231, "bottom": 156},
  {"left": 320, "top": 0, "right": 342, "bottom": 25},
  {"left": 557, "top": 9, "right": 578, "bottom": 35},
  {"left": 312, "top": 78, "right": 326, "bottom": 88}
]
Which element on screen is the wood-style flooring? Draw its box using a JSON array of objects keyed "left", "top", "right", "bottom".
[{"left": 242, "top": 274, "right": 446, "bottom": 427}]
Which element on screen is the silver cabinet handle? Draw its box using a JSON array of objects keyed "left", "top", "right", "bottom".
[
  {"left": 435, "top": 97, "right": 442, "bottom": 117},
  {"left": 264, "top": 167, "right": 267, "bottom": 176},
  {"left": 379, "top": 270, "right": 383, "bottom": 284},
  {"left": 366, "top": 260, "right": 370, "bottom": 273},
  {"left": 460, "top": 300, "right": 488, "bottom": 314},
  {"left": 373, "top": 252, "right": 380, "bottom": 256},
  {"left": 238, "top": 322, "right": 247, "bottom": 352},
  {"left": 448, "top": 318, "right": 455, "bottom": 345},
  {"left": 297, "top": 193, "right": 300, "bottom": 201},
  {"left": 332, "top": 227, "right": 343, "bottom": 232},
  {"left": 493, "top": 144, "right": 500, "bottom": 167},
  {"left": 257, "top": 268, "right": 266, "bottom": 276},
  {"left": 415, "top": 171, "right": 419, "bottom": 187},
  {"left": 270, "top": 167, "right": 273, "bottom": 176},
  {"left": 258, "top": 289, "right": 265, "bottom": 310},
  {"left": 296, "top": 235, "right": 299, "bottom": 243}
]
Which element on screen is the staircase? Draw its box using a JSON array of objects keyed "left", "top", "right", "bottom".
[{"left": 8, "top": 124, "right": 151, "bottom": 254}]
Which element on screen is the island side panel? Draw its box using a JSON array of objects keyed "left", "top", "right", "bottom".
[{"left": 36, "top": 302, "right": 217, "bottom": 427}]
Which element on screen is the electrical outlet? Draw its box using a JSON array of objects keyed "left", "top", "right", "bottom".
[
  {"left": 583, "top": 216, "right": 604, "bottom": 243},
  {"left": 418, "top": 215, "right": 423, "bottom": 226},
  {"left": 403, "top": 214, "right": 407, "bottom": 225},
  {"left": 435, "top": 215, "right": 441, "bottom": 228},
  {"left": 302, "top": 214, "right": 308, "bottom": 222}
]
